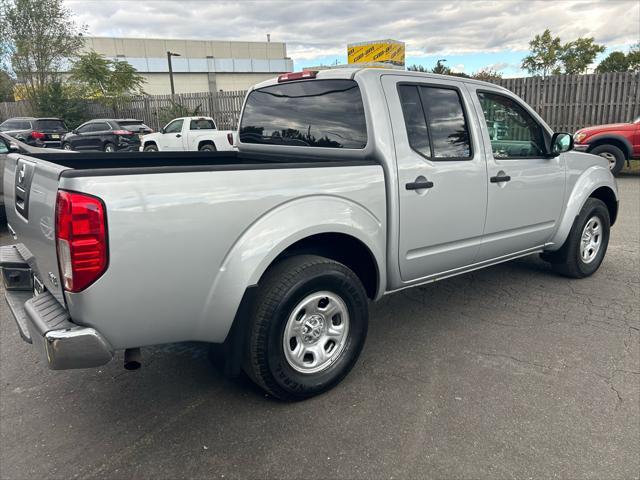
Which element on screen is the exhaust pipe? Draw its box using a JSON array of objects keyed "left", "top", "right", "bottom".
[{"left": 124, "top": 348, "right": 142, "bottom": 370}]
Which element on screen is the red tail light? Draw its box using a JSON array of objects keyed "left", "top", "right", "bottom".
[
  {"left": 55, "top": 190, "right": 108, "bottom": 292},
  {"left": 31, "top": 131, "right": 45, "bottom": 140},
  {"left": 227, "top": 132, "right": 234, "bottom": 145},
  {"left": 277, "top": 71, "right": 317, "bottom": 82},
  {"left": 112, "top": 130, "right": 133, "bottom": 135}
]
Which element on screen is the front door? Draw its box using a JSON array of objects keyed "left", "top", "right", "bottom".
[
  {"left": 468, "top": 87, "right": 565, "bottom": 261},
  {"left": 382, "top": 75, "right": 488, "bottom": 282},
  {"left": 160, "top": 119, "right": 184, "bottom": 151}
]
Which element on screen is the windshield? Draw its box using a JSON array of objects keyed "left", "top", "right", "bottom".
[{"left": 118, "top": 120, "right": 150, "bottom": 131}]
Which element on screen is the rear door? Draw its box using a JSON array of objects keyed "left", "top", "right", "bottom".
[
  {"left": 468, "top": 86, "right": 565, "bottom": 260},
  {"left": 382, "top": 75, "right": 488, "bottom": 281},
  {"left": 159, "top": 119, "right": 184, "bottom": 150}
]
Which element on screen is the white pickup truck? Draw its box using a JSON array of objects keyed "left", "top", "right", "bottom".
[
  {"left": 140, "top": 116, "right": 235, "bottom": 152},
  {"left": 2, "top": 69, "right": 618, "bottom": 400}
]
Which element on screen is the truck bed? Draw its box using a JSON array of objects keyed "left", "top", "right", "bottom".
[
  {"left": 31, "top": 151, "right": 378, "bottom": 175},
  {"left": 3, "top": 150, "right": 386, "bottom": 350}
]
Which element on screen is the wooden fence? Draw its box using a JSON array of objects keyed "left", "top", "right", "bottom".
[
  {"left": 1, "top": 72, "right": 638, "bottom": 132},
  {"left": 497, "top": 72, "right": 640, "bottom": 133}
]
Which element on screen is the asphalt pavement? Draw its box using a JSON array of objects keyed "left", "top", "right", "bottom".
[{"left": 1, "top": 176, "right": 638, "bottom": 479}]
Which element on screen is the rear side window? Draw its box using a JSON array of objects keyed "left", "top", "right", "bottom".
[
  {"left": 398, "top": 84, "right": 472, "bottom": 160},
  {"left": 240, "top": 79, "right": 367, "bottom": 149},
  {"left": 190, "top": 118, "right": 215, "bottom": 130},
  {"left": 35, "top": 119, "right": 66, "bottom": 131}
]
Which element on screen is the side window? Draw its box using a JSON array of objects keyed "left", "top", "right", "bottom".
[
  {"left": 190, "top": 118, "right": 215, "bottom": 130},
  {"left": 93, "top": 122, "right": 110, "bottom": 132},
  {"left": 76, "top": 123, "right": 92, "bottom": 133},
  {"left": 477, "top": 92, "right": 546, "bottom": 158},
  {"left": 398, "top": 84, "right": 472, "bottom": 160},
  {"left": 398, "top": 85, "right": 431, "bottom": 157},
  {"left": 164, "top": 119, "right": 184, "bottom": 134},
  {"left": 420, "top": 87, "right": 471, "bottom": 159}
]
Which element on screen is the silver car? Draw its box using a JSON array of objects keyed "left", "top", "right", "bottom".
[{"left": 1, "top": 69, "right": 618, "bottom": 400}]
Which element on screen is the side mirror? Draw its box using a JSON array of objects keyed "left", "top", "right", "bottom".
[
  {"left": 72, "top": 129, "right": 78, "bottom": 134},
  {"left": 160, "top": 128, "right": 166, "bottom": 134},
  {"left": 550, "top": 132, "right": 573, "bottom": 157},
  {"left": 9, "top": 142, "right": 20, "bottom": 152}
]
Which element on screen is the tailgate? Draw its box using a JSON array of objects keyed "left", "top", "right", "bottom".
[{"left": 3, "top": 153, "right": 67, "bottom": 304}]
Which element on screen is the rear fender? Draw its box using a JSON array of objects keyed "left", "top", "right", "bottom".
[
  {"left": 197, "top": 195, "right": 386, "bottom": 342},
  {"left": 547, "top": 165, "right": 618, "bottom": 250}
]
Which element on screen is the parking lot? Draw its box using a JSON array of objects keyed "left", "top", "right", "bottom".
[{"left": 0, "top": 176, "right": 638, "bottom": 479}]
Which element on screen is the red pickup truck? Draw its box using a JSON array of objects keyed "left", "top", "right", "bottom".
[{"left": 573, "top": 116, "right": 640, "bottom": 175}]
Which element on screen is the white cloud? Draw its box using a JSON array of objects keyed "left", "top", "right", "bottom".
[
  {"left": 66, "top": 0, "right": 640, "bottom": 63},
  {"left": 451, "top": 63, "right": 465, "bottom": 73}
]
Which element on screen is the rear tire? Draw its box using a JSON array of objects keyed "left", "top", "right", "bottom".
[
  {"left": 62, "top": 142, "right": 73, "bottom": 151},
  {"left": 143, "top": 143, "right": 158, "bottom": 152},
  {"left": 199, "top": 143, "right": 216, "bottom": 152},
  {"left": 545, "top": 198, "right": 610, "bottom": 278},
  {"left": 244, "top": 255, "right": 368, "bottom": 401},
  {"left": 590, "top": 144, "right": 625, "bottom": 175},
  {"left": 104, "top": 142, "right": 116, "bottom": 153}
]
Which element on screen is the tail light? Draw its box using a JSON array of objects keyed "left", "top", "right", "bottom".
[
  {"left": 227, "top": 132, "right": 234, "bottom": 145},
  {"left": 277, "top": 71, "right": 317, "bottom": 82},
  {"left": 112, "top": 130, "right": 133, "bottom": 135},
  {"left": 55, "top": 190, "right": 108, "bottom": 292},
  {"left": 31, "top": 131, "right": 45, "bottom": 140}
]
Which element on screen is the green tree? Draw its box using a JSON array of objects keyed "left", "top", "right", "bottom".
[
  {"left": 559, "top": 37, "right": 605, "bottom": 74},
  {"left": 626, "top": 43, "right": 640, "bottom": 72},
  {"left": 595, "top": 43, "right": 640, "bottom": 73},
  {"left": 32, "top": 81, "right": 87, "bottom": 128},
  {"left": 0, "top": 70, "right": 15, "bottom": 101},
  {"left": 471, "top": 68, "right": 503, "bottom": 82},
  {"left": 1, "top": 0, "right": 86, "bottom": 101},
  {"left": 521, "top": 29, "right": 563, "bottom": 77},
  {"left": 431, "top": 59, "right": 451, "bottom": 75},
  {"left": 70, "top": 51, "right": 145, "bottom": 104},
  {"left": 596, "top": 51, "right": 630, "bottom": 73},
  {"left": 407, "top": 64, "right": 428, "bottom": 72}
]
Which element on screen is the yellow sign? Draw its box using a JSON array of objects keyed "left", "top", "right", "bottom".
[{"left": 348, "top": 40, "right": 405, "bottom": 67}]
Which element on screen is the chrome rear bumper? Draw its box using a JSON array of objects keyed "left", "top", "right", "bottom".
[{"left": 1, "top": 244, "right": 113, "bottom": 370}]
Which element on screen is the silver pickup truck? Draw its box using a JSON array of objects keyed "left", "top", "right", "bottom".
[{"left": 2, "top": 69, "right": 618, "bottom": 400}]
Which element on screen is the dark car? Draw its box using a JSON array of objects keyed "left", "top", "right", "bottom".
[
  {"left": 62, "top": 118, "right": 153, "bottom": 152},
  {"left": 0, "top": 117, "right": 68, "bottom": 148}
]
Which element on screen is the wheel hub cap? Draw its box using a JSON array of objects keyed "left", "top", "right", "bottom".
[
  {"left": 580, "top": 216, "right": 602, "bottom": 264},
  {"left": 283, "top": 291, "right": 350, "bottom": 374}
]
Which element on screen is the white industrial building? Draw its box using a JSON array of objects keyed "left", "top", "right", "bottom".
[{"left": 79, "top": 36, "right": 294, "bottom": 94}]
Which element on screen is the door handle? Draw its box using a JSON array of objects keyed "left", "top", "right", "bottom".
[
  {"left": 176, "top": 134, "right": 182, "bottom": 138},
  {"left": 406, "top": 179, "right": 434, "bottom": 190},
  {"left": 490, "top": 175, "right": 511, "bottom": 183}
]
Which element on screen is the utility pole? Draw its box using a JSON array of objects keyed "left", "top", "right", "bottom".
[{"left": 167, "top": 51, "right": 181, "bottom": 95}]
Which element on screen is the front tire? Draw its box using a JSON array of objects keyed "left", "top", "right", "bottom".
[
  {"left": 62, "top": 142, "right": 73, "bottom": 151},
  {"left": 590, "top": 144, "right": 625, "bottom": 175},
  {"left": 244, "top": 255, "right": 369, "bottom": 401},
  {"left": 546, "top": 198, "right": 610, "bottom": 278},
  {"left": 104, "top": 142, "right": 116, "bottom": 153},
  {"left": 143, "top": 143, "right": 158, "bottom": 152}
]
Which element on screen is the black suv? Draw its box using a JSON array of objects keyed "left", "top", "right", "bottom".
[
  {"left": 0, "top": 117, "right": 68, "bottom": 148},
  {"left": 62, "top": 119, "right": 152, "bottom": 152}
]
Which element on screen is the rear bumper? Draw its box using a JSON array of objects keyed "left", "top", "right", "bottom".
[{"left": 1, "top": 244, "right": 113, "bottom": 370}]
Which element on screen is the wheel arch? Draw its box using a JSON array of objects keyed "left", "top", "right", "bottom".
[
  {"left": 587, "top": 134, "right": 632, "bottom": 159},
  {"left": 198, "top": 139, "right": 216, "bottom": 150},
  {"left": 547, "top": 165, "right": 619, "bottom": 250},
  {"left": 197, "top": 195, "right": 386, "bottom": 345},
  {"left": 142, "top": 140, "right": 158, "bottom": 149}
]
